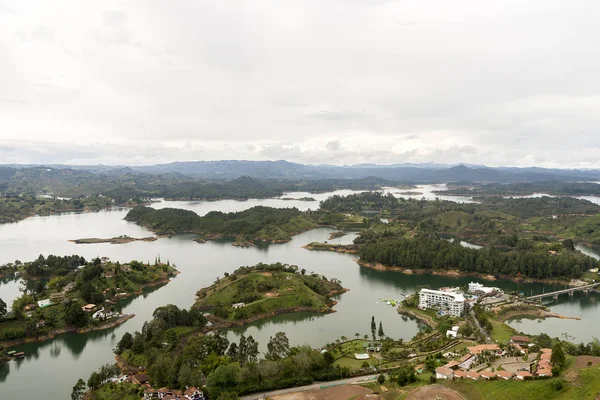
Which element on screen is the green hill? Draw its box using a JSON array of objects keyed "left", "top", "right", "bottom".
[{"left": 194, "top": 263, "right": 346, "bottom": 321}]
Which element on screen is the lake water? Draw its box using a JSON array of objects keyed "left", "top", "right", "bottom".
[{"left": 0, "top": 189, "right": 597, "bottom": 398}]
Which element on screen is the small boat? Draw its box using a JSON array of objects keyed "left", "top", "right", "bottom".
[{"left": 13, "top": 352, "right": 25, "bottom": 359}]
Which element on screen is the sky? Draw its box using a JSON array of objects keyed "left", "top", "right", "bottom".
[{"left": 1, "top": 0, "right": 600, "bottom": 168}]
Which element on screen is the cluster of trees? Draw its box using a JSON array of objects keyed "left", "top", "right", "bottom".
[
  {"left": 320, "top": 192, "right": 400, "bottom": 213},
  {"left": 108, "top": 304, "right": 350, "bottom": 399},
  {"left": 126, "top": 205, "right": 317, "bottom": 240},
  {"left": 358, "top": 236, "right": 598, "bottom": 279},
  {"left": 443, "top": 181, "right": 600, "bottom": 197},
  {"left": 20, "top": 254, "right": 86, "bottom": 277}
]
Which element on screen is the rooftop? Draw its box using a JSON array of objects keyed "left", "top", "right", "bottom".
[
  {"left": 468, "top": 344, "right": 500, "bottom": 355},
  {"left": 420, "top": 288, "right": 465, "bottom": 302}
]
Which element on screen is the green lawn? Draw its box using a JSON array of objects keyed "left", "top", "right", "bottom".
[
  {"left": 489, "top": 319, "right": 517, "bottom": 344},
  {"left": 445, "top": 360, "right": 600, "bottom": 400}
]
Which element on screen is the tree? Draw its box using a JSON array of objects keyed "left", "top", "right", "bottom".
[
  {"left": 458, "top": 324, "right": 474, "bottom": 337},
  {"left": 0, "top": 298, "right": 6, "bottom": 319},
  {"left": 87, "top": 372, "right": 101, "bottom": 390},
  {"left": 371, "top": 316, "right": 376, "bottom": 341},
  {"left": 562, "top": 239, "right": 575, "bottom": 251},
  {"left": 64, "top": 302, "right": 88, "bottom": 328},
  {"left": 266, "top": 332, "right": 290, "bottom": 360},
  {"left": 71, "top": 378, "right": 86, "bottom": 400},
  {"left": 355, "top": 332, "right": 360, "bottom": 340},
  {"left": 114, "top": 332, "right": 133, "bottom": 355},
  {"left": 378, "top": 321, "right": 385, "bottom": 340},
  {"left": 551, "top": 342, "right": 566, "bottom": 369},
  {"left": 377, "top": 373, "right": 385, "bottom": 384}
]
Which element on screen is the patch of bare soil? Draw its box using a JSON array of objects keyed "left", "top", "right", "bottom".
[
  {"left": 265, "top": 291, "right": 279, "bottom": 297},
  {"left": 270, "top": 385, "right": 374, "bottom": 400},
  {"left": 406, "top": 385, "right": 466, "bottom": 400},
  {"left": 260, "top": 272, "right": 273, "bottom": 276},
  {"left": 575, "top": 356, "right": 600, "bottom": 369}
]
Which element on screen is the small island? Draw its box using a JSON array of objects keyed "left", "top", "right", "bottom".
[
  {"left": 328, "top": 230, "right": 347, "bottom": 240},
  {"left": 69, "top": 235, "right": 157, "bottom": 244},
  {"left": 194, "top": 263, "right": 347, "bottom": 325},
  {"left": 0, "top": 255, "right": 178, "bottom": 348},
  {"left": 303, "top": 242, "right": 359, "bottom": 253},
  {"left": 280, "top": 196, "right": 317, "bottom": 201}
]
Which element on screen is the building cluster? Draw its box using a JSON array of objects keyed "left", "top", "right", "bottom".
[
  {"left": 418, "top": 282, "right": 506, "bottom": 316},
  {"left": 467, "top": 282, "right": 501, "bottom": 295},
  {"left": 434, "top": 337, "right": 553, "bottom": 382},
  {"left": 418, "top": 288, "right": 465, "bottom": 316},
  {"left": 121, "top": 373, "right": 204, "bottom": 400}
]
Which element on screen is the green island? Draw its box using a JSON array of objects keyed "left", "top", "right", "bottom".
[
  {"left": 0, "top": 254, "right": 178, "bottom": 349},
  {"left": 194, "top": 262, "right": 346, "bottom": 323},
  {"left": 124, "top": 205, "right": 322, "bottom": 245},
  {"left": 280, "top": 196, "right": 317, "bottom": 201}
]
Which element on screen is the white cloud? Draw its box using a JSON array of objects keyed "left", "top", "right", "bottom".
[{"left": 1, "top": 0, "right": 599, "bottom": 167}]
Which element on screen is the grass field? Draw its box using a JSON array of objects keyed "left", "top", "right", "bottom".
[
  {"left": 489, "top": 318, "right": 517, "bottom": 344},
  {"left": 443, "top": 357, "right": 600, "bottom": 400}
]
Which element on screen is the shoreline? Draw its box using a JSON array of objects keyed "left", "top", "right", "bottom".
[
  {"left": 356, "top": 260, "right": 577, "bottom": 286},
  {"left": 1, "top": 314, "right": 135, "bottom": 350},
  {"left": 200, "top": 287, "right": 349, "bottom": 329}
]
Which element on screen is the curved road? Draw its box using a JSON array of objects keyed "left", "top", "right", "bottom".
[{"left": 240, "top": 374, "right": 379, "bottom": 400}]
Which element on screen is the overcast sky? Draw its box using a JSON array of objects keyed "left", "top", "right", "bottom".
[{"left": 1, "top": 1, "right": 599, "bottom": 167}]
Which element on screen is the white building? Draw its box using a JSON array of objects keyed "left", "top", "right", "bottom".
[
  {"left": 418, "top": 289, "right": 465, "bottom": 316},
  {"left": 468, "top": 282, "right": 500, "bottom": 294}
]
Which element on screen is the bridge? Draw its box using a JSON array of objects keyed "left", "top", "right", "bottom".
[{"left": 527, "top": 282, "right": 600, "bottom": 301}]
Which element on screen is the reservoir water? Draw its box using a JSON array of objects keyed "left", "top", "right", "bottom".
[{"left": 0, "top": 187, "right": 598, "bottom": 398}]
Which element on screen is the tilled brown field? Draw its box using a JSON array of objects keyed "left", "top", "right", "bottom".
[
  {"left": 270, "top": 385, "right": 375, "bottom": 400},
  {"left": 406, "top": 385, "right": 466, "bottom": 400}
]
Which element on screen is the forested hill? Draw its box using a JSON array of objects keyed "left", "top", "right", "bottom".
[
  {"left": 125, "top": 206, "right": 318, "bottom": 242},
  {"left": 442, "top": 181, "right": 600, "bottom": 196},
  {"left": 358, "top": 236, "right": 599, "bottom": 280},
  {"left": 320, "top": 191, "right": 600, "bottom": 217}
]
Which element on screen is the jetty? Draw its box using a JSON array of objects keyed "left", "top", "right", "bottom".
[{"left": 527, "top": 282, "right": 600, "bottom": 301}]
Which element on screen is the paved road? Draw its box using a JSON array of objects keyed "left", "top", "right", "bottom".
[
  {"left": 240, "top": 374, "right": 379, "bottom": 400},
  {"left": 470, "top": 309, "right": 492, "bottom": 343}
]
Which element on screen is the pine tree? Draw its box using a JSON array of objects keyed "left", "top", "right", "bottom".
[{"left": 371, "top": 316, "right": 376, "bottom": 341}]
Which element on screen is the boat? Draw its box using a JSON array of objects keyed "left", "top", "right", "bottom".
[{"left": 13, "top": 352, "right": 25, "bottom": 359}]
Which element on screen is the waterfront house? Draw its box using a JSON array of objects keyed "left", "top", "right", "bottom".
[
  {"left": 435, "top": 366, "right": 454, "bottom": 380},
  {"left": 81, "top": 304, "right": 96, "bottom": 312},
  {"left": 510, "top": 335, "right": 531, "bottom": 346},
  {"left": 37, "top": 299, "right": 52, "bottom": 308},
  {"left": 132, "top": 373, "right": 149, "bottom": 385}
]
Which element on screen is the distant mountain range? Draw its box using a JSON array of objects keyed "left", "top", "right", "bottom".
[{"left": 2, "top": 160, "right": 600, "bottom": 183}]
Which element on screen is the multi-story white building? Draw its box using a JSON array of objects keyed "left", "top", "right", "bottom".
[
  {"left": 418, "top": 288, "right": 465, "bottom": 316},
  {"left": 468, "top": 282, "right": 500, "bottom": 294}
]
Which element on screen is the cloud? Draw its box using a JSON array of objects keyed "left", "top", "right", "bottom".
[{"left": 1, "top": 0, "right": 600, "bottom": 168}]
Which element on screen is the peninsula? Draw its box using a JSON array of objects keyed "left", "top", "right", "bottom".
[{"left": 0, "top": 255, "right": 178, "bottom": 346}]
